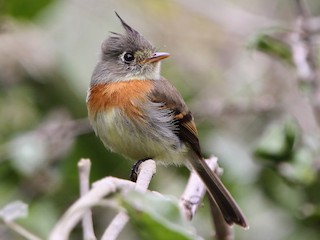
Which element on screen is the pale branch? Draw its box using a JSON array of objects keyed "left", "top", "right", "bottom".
[
  {"left": 135, "top": 160, "right": 157, "bottom": 192},
  {"left": 179, "top": 157, "right": 233, "bottom": 240},
  {"left": 49, "top": 177, "right": 135, "bottom": 240},
  {"left": 306, "top": 16, "right": 320, "bottom": 34},
  {"left": 208, "top": 197, "right": 234, "bottom": 240},
  {"left": 180, "top": 157, "right": 220, "bottom": 220},
  {"left": 49, "top": 159, "right": 156, "bottom": 240},
  {"left": 101, "top": 210, "right": 128, "bottom": 240},
  {"left": 0, "top": 201, "right": 43, "bottom": 240},
  {"left": 291, "top": 7, "right": 316, "bottom": 85},
  {"left": 291, "top": 0, "right": 320, "bottom": 126},
  {"left": 50, "top": 157, "right": 237, "bottom": 240},
  {"left": 78, "top": 159, "right": 96, "bottom": 240},
  {"left": 100, "top": 160, "right": 156, "bottom": 240},
  {"left": 205, "top": 159, "right": 233, "bottom": 240},
  {"left": 5, "top": 221, "right": 43, "bottom": 240}
]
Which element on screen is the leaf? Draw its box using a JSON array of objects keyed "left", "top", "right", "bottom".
[
  {"left": 284, "top": 148, "right": 317, "bottom": 185},
  {"left": 2, "top": 0, "right": 55, "bottom": 20},
  {"left": 254, "top": 119, "right": 298, "bottom": 163},
  {"left": 248, "top": 32, "right": 293, "bottom": 65},
  {"left": 120, "top": 191, "right": 203, "bottom": 240},
  {"left": 258, "top": 168, "right": 303, "bottom": 211},
  {"left": 0, "top": 200, "right": 28, "bottom": 223}
]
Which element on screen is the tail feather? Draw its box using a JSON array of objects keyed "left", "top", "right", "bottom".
[{"left": 188, "top": 156, "right": 248, "bottom": 228}]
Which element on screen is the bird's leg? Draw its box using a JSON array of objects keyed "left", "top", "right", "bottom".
[{"left": 130, "top": 158, "right": 150, "bottom": 182}]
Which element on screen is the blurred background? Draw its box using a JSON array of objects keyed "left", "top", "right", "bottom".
[{"left": 1, "top": 0, "right": 320, "bottom": 239}]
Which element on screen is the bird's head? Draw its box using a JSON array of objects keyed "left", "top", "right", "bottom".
[{"left": 91, "top": 12, "right": 170, "bottom": 84}]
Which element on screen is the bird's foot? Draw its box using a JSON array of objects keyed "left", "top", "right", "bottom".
[{"left": 130, "top": 158, "right": 149, "bottom": 182}]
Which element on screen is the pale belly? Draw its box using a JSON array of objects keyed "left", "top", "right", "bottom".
[{"left": 91, "top": 108, "right": 188, "bottom": 165}]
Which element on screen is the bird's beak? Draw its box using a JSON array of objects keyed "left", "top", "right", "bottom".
[{"left": 143, "top": 52, "right": 170, "bottom": 63}]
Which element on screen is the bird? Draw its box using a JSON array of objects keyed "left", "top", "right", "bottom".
[{"left": 86, "top": 12, "right": 248, "bottom": 228}]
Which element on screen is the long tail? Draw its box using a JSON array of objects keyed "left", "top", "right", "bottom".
[{"left": 188, "top": 155, "right": 248, "bottom": 228}]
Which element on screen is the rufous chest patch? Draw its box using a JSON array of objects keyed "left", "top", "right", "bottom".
[{"left": 87, "top": 80, "right": 154, "bottom": 118}]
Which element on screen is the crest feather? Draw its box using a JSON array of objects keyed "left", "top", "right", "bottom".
[{"left": 115, "top": 11, "right": 139, "bottom": 35}]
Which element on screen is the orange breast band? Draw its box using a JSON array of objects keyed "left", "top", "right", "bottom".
[{"left": 87, "top": 80, "right": 154, "bottom": 118}]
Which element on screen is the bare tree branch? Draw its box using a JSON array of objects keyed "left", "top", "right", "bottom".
[
  {"left": 50, "top": 155, "right": 241, "bottom": 240},
  {"left": 208, "top": 197, "right": 234, "bottom": 240},
  {"left": 180, "top": 157, "right": 219, "bottom": 220},
  {"left": 291, "top": 0, "right": 320, "bottom": 126},
  {"left": 0, "top": 201, "right": 42, "bottom": 240},
  {"left": 49, "top": 159, "right": 156, "bottom": 240},
  {"left": 180, "top": 157, "right": 234, "bottom": 240},
  {"left": 101, "top": 160, "right": 156, "bottom": 240},
  {"left": 4, "top": 221, "right": 43, "bottom": 240},
  {"left": 49, "top": 176, "right": 135, "bottom": 240},
  {"left": 78, "top": 159, "right": 96, "bottom": 240}
]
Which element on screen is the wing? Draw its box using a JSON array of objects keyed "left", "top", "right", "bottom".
[
  {"left": 149, "top": 77, "right": 202, "bottom": 157},
  {"left": 149, "top": 79, "right": 248, "bottom": 228}
]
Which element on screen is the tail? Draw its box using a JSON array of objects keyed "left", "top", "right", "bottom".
[{"left": 188, "top": 155, "right": 248, "bottom": 228}]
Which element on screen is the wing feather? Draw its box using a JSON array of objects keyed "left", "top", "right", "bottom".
[{"left": 149, "top": 77, "right": 202, "bottom": 157}]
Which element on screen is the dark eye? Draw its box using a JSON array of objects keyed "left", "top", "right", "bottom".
[{"left": 123, "top": 52, "right": 134, "bottom": 63}]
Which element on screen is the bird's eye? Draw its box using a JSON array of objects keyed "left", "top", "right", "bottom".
[{"left": 123, "top": 52, "right": 134, "bottom": 63}]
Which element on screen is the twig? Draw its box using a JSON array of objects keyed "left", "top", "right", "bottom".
[
  {"left": 49, "top": 160, "right": 156, "bottom": 240},
  {"left": 5, "top": 221, "right": 43, "bottom": 240},
  {"left": 100, "top": 210, "right": 128, "bottom": 240},
  {"left": 180, "top": 158, "right": 218, "bottom": 220},
  {"left": 78, "top": 159, "right": 96, "bottom": 240},
  {"left": 49, "top": 177, "right": 135, "bottom": 240},
  {"left": 291, "top": 1, "right": 316, "bottom": 84},
  {"left": 208, "top": 197, "right": 233, "bottom": 240},
  {"left": 100, "top": 160, "right": 156, "bottom": 240},
  {"left": 134, "top": 160, "right": 156, "bottom": 192},
  {"left": 291, "top": 0, "right": 320, "bottom": 126},
  {"left": 305, "top": 16, "right": 320, "bottom": 34},
  {"left": 0, "top": 200, "right": 42, "bottom": 240},
  {"left": 51, "top": 157, "right": 235, "bottom": 239},
  {"left": 205, "top": 159, "right": 233, "bottom": 240},
  {"left": 179, "top": 157, "right": 233, "bottom": 240}
]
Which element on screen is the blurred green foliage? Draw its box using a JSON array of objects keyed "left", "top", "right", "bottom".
[
  {"left": 254, "top": 122, "right": 320, "bottom": 239},
  {"left": 1, "top": 0, "right": 54, "bottom": 20},
  {"left": 122, "top": 191, "right": 201, "bottom": 240},
  {"left": 248, "top": 32, "right": 293, "bottom": 66},
  {"left": 254, "top": 119, "right": 298, "bottom": 163},
  {"left": 1, "top": 0, "right": 320, "bottom": 240}
]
